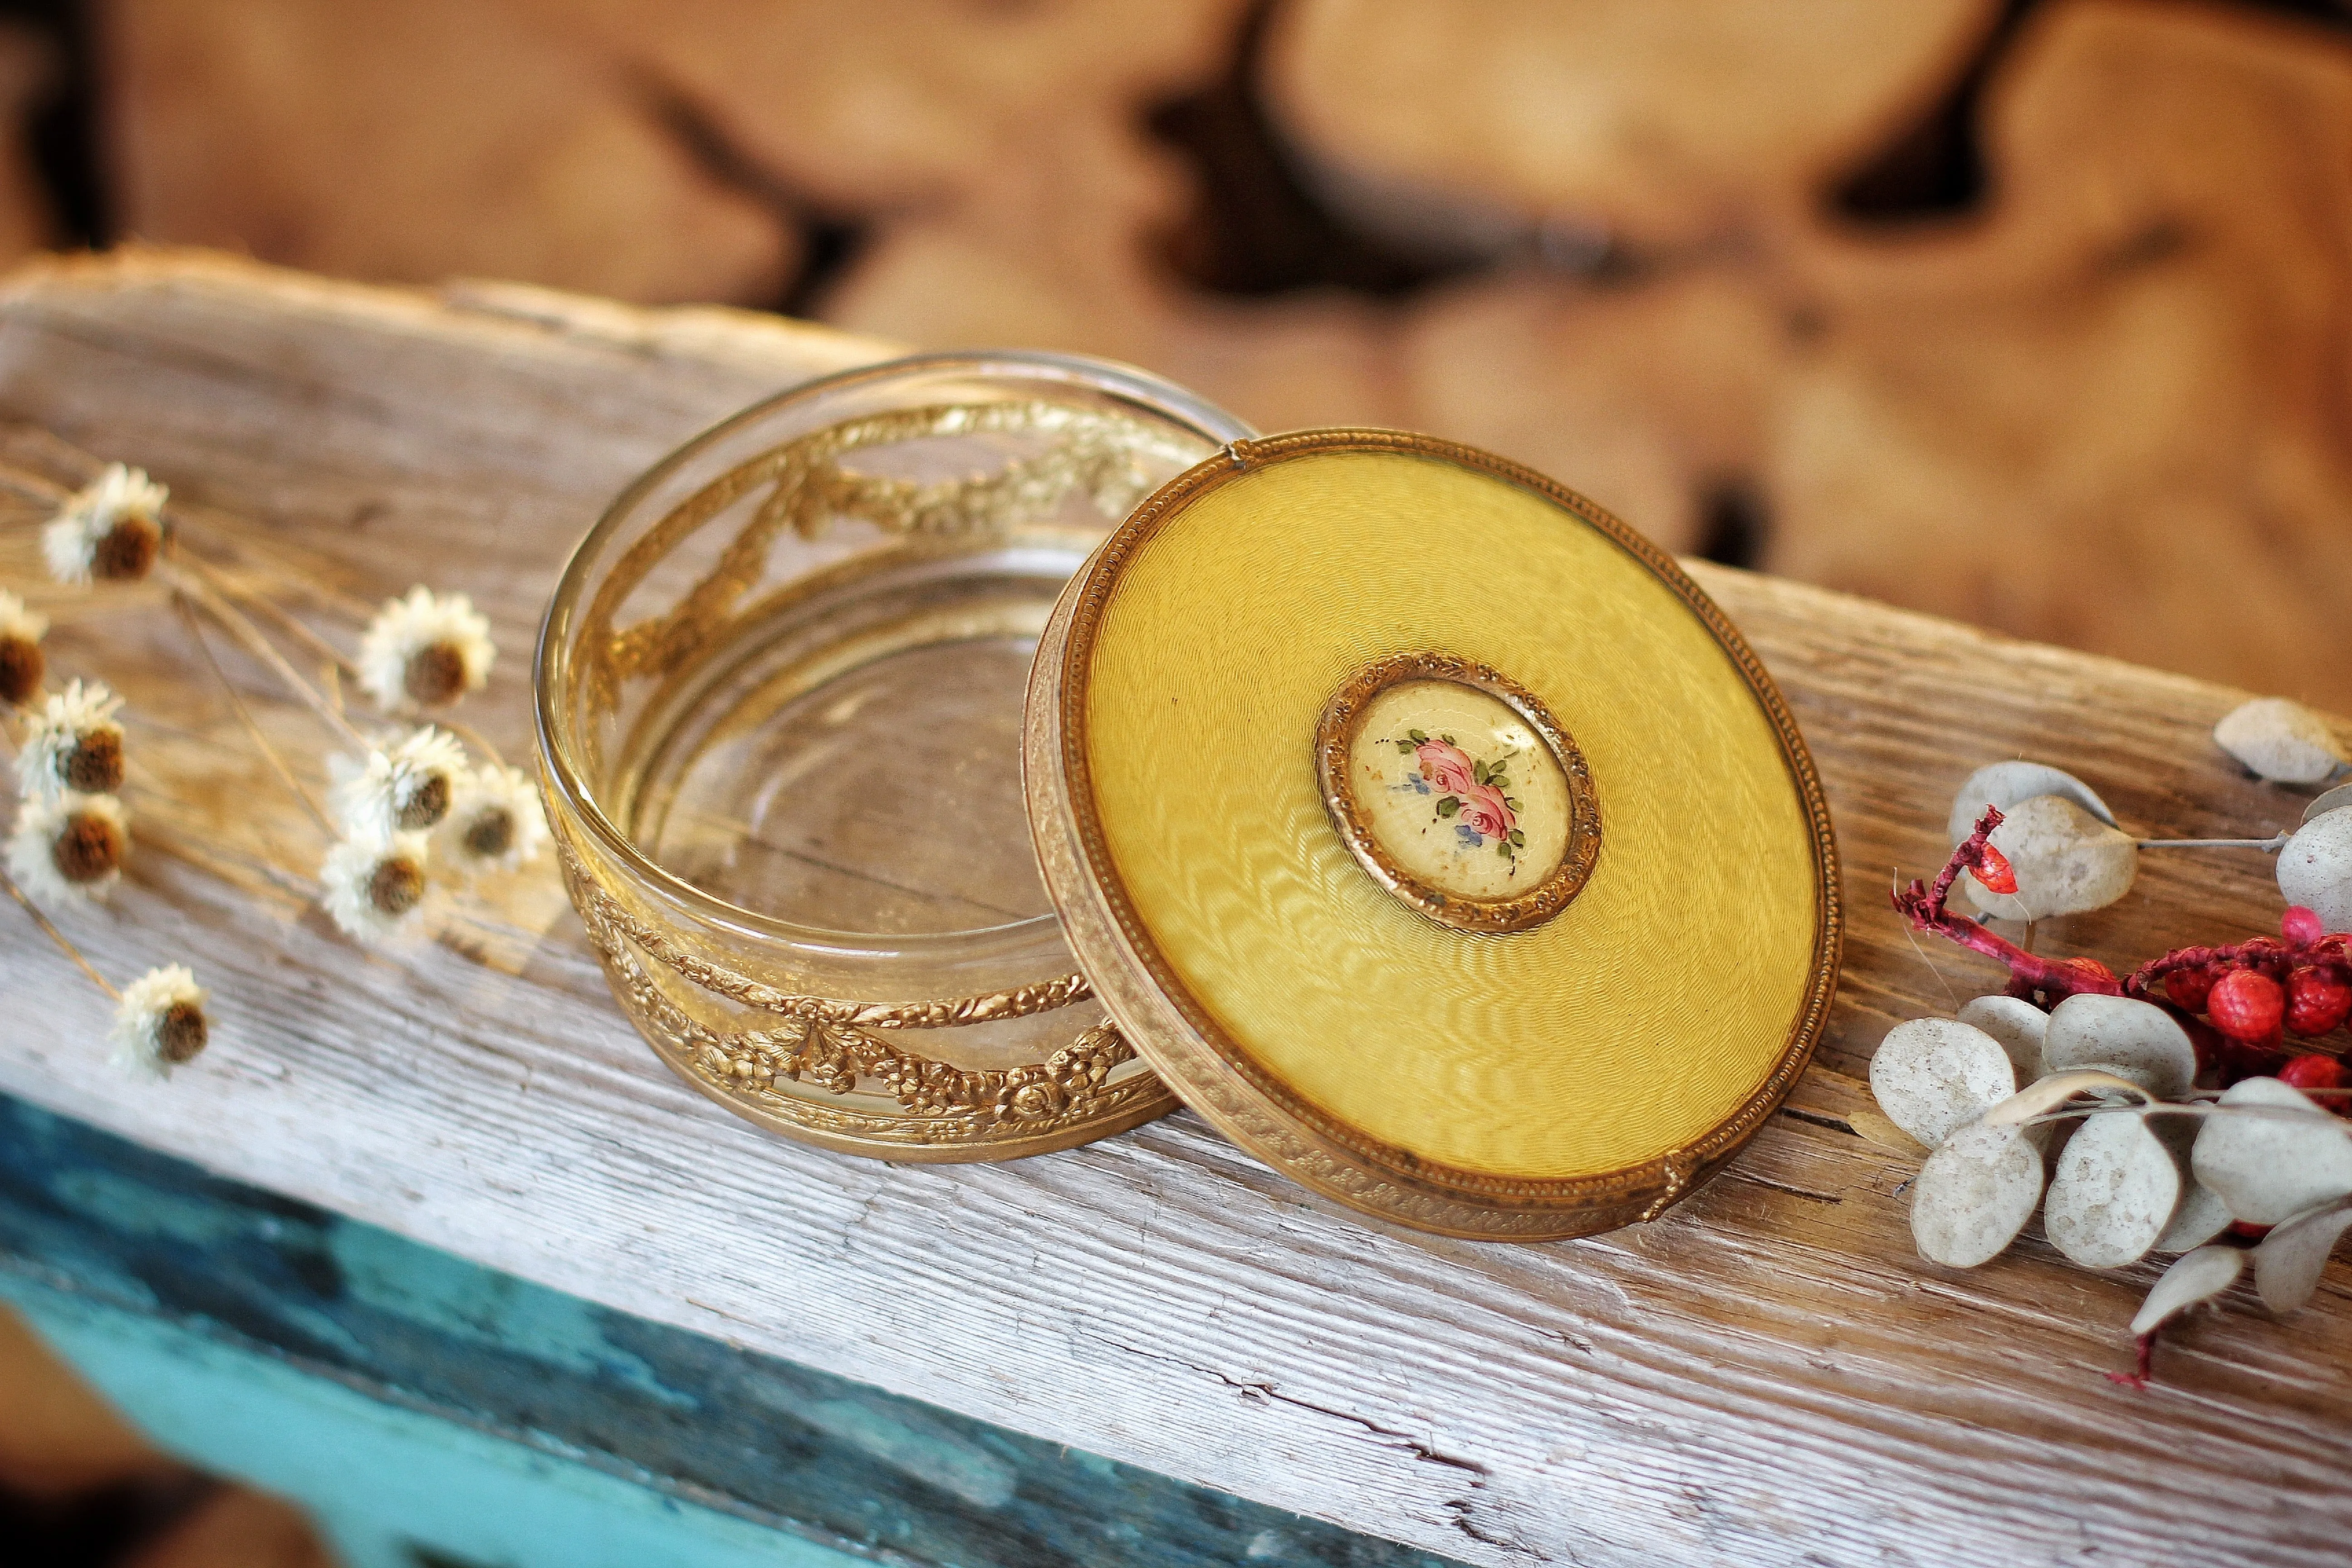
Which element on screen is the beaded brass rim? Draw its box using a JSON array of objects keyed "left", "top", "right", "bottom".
[{"left": 1315, "top": 651, "right": 1601, "bottom": 934}]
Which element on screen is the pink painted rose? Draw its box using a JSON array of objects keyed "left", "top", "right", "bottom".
[
  {"left": 1416, "top": 739, "right": 1476, "bottom": 795},
  {"left": 1456, "top": 782, "right": 1515, "bottom": 841}
]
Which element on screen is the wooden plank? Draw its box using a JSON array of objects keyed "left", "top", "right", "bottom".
[
  {"left": 0, "top": 248, "right": 2345, "bottom": 1568},
  {"left": 0, "top": 1093, "right": 1459, "bottom": 1568}
]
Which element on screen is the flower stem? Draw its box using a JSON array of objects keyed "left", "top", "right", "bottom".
[
  {"left": 0, "top": 865, "right": 119, "bottom": 1000},
  {"left": 172, "top": 591, "right": 337, "bottom": 835},
  {"left": 2135, "top": 833, "right": 2293, "bottom": 852},
  {"left": 0, "top": 461, "right": 70, "bottom": 507},
  {"left": 437, "top": 715, "right": 506, "bottom": 769},
  {"left": 175, "top": 550, "right": 361, "bottom": 690},
  {"left": 164, "top": 565, "right": 370, "bottom": 752}
]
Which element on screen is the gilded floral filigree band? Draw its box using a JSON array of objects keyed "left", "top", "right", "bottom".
[
  {"left": 556, "top": 828, "right": 1169, "bottom": 1147},
  {"left": 1316, "top": 652, "right": 1601, "bottom": 933},
  {"left": 544, "top": 382, "right": 1216, "bottom": 1158}
]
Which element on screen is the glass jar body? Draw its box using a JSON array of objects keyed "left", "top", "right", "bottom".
[{"left": 536, "top": 353, "right": 1254, "bottom": 1158}]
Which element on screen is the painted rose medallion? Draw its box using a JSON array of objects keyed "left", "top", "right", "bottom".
[{"left": 1316, "top": 653, "right": 1599, "bottom": 932}]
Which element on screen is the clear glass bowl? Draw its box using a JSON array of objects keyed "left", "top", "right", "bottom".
[{"left": 535, "top": 352, "right": 1254, "bottom": 1159}]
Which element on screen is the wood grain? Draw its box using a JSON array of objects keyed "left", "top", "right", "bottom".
[{"left": 0, "top": 249, "right": 2346, "bottom": 1568}]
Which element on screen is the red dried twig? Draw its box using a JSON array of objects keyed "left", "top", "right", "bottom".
[
  {"left": 2104, "top": 1331, "right": 2157, "bottom": 1392},
  {"left": 1891, "top": 806, "right": 2123, "bottom": 1003}
]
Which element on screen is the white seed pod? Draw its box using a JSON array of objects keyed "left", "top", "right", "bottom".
[
  {"left": 1911, "top": 1121, "right": 2048, "bottom": 1268},
  {"left": 2152, "top": 1178, "right": 2233, "bottom": 1254},
  {"left": 2131, "top": 1245, "right": 2246, "bottom": 1338},
  {"left": 1958, "top": 995, "right": 2047, "bottom": 1082},
  {"left": 1946, "top": 760, "right": 2119, "bottom": 844},
  {"left": 1980, "top": 1068, "right": 2153, "bottom": 1129},
  {"left": 1962, "top": 795, "right": 2138, "bottom": 921},
  {"left": 2305, "top": 782, "right": 2352, "bottom": 824},
  {"left": 2252, "top": 1199, "right": 2352, "bottom": 1315},
  {"left": 2190, "top": 1077, "right": 2352, "bottom": 1225},
  {"left": 2278, "top": 808, "right": 2352, "bottom": 932},
  {"left": 2044, "top": 1110, "right": 2185, "bottom": 1269},
  {"left": 1868, "top": 1018, "right": 2017, "bottom": 1150},
  {"left": 2038, "top": 995, "right": 2197, "bottom": 1100},
  {"left": 2214, "top": 697, "right": 2347, "bottom": 785}
]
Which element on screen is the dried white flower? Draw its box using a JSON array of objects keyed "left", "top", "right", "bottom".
[
  {"left": 329, "top": 727, "right": 467, "bottom": 839},
  {"left": 6, "top": 790, "right": 127, "bottom": 902},
  {"left": 320, "top": 829, "right": 431, "bottom": 945},
  {"left": 358, "top": 587, "right": 494, "bottom": 710},
  {"left": 108, "top": 964, "right": 209, "bottom": 1079},
  {"left": 0, "top": 589, "right": 45, "bottom": 706},
  {"left": 2214, "top": 697, "right": 2346, "bottom": 785},
  {"left": 16, "top": 679, "right": 126, "bottom": 802},
  {"left": 43, "top": 464, "right": 168, "bottom": 584},
  {"left": 441, "top": 762, "right": 545, "bottom": 873}
]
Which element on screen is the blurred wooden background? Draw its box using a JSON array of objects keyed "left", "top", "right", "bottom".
[{"left": 0, "top": 0, "right": 2346, "bottom": 706}]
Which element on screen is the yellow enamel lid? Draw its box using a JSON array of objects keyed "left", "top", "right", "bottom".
[{"left": 1024, "top": 430, "right": 1841, "bottom": 1239}]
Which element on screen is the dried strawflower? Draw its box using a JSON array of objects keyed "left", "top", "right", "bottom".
[
  {"left": 43, "top": 464, "right": 168, "bottom": 584},
  {"left": 329, "top": 727, "right": 467, "bottom": 838},
  {"left": 108, "top": 964, "right": 209, "bottom": 1079},
  {"left": 2214, "top": 696, "right": 2347, "bottom": 785},
  {"left": 358, "top": 587, "right": 493, "bottom": 710},
  {"left": 441, "top": 762, "right": 545, "bottom": 873},
  {"left": 321, "top": 829, "right": 431, "bottom": 945},
  {"left": 16, "top": 680, "right": 126, "bottom": 801},
  {"left": 6, "top": 790, "right": 126, "bottom": 902},
  {"left": 0, "top": 589, "right": 45, "bottom": 706}
]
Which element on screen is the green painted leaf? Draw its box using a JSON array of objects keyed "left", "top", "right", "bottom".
[
  {"left": 1437, "top": 797, "right": 1459, "bottom": 816},
  {"left": 1408, "top": 729, "right": 1428, "bottom": 743},
  {"left": 1509, "top": 830, "right": 1525, "bottom": 846}
]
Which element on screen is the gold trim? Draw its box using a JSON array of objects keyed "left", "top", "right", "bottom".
[
  {"left": 559, "top": 847, "right": 1091, "bottom": 1029},
  {"left": 1314, "top": 651, "right": 1601, "bottom": 934},
  {"left": 1031, "top": 429, "right": 1843, "bottom": 1237},
  {"left": 557, "top": 827, "right": 1176, "bottom": 1161}
]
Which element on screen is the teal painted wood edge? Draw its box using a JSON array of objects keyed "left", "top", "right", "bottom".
[
  {"left": 8, "top": 1273, "right": 878, "bottom": 1568},
  {"left": 0, "top": 1094, "right": 1467, "bottom": 1568}
]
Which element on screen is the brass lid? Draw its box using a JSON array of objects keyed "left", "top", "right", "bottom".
[{"left": 1024, "top": 430, "right": 1841, "bottom": 1239}]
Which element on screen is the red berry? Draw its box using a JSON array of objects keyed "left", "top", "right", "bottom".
[
  {"left": 2279, "top": 1053, "right": 2352, "bottom": 1109},
  {"left": 2207, "top": 969, "right": 2285, "bottom": 1042},
  {"left": 1973, "top": 843, "right": 2019, "bottom": 896},
  {"left": 2060, "top": 956, "right": 2118, "bottom": 989},
  {"left": 2285, "top": 967, "right": 2352, "bottom": 1037},
  {"left": 2283, "top": 906, "right": 2324, "bottom": 946},
  {"left": 2166, "top": 963, "right": 2221, "bottom": 1014},
  {"left": 2228, "top": 1220, "right": 2274, "bottom": 1241}
]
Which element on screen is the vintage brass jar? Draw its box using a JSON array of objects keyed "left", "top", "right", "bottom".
[
  {"left": 536, "top": 353, "right": 1250, "bottom": 1160},
  {"left": 540, "top": 354, "right": 1842, "bottom": 1236}
]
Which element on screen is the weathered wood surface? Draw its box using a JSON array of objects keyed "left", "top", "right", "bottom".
[
  {"left": 0, "top": 249, "right": 2347, "bottom": 1568},
  {"left": 0, "top": 1095, "right": 1456, "bottom": 1568}
]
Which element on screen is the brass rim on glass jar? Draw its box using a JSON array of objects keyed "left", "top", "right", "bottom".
[{"left": 536, "top": 353, "right": 1255, "bottom": 1161}]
